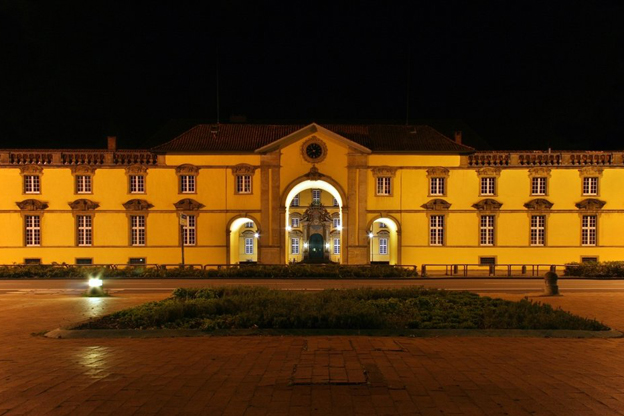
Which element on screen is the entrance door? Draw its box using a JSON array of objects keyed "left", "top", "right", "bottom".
[{"left": 308, "top": 233, "right": 324, "bottom": 261}]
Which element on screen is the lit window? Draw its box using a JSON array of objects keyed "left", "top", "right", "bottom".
[
  {"left": 24, "top": 175, "right": 40, "bottom": 194},
  {"left": 180, "top": 175, "right": 196, "bottom": 193},
  {"left": 312, "top": 189, "right": 321, "bottom": 204},
  {"left": 77, "top": 215, "right": 92, "bottom": 246},
  {"left": 130, "top": 175, "right": 145, "bottom": 193},
  {"left": 236, "top": 175, "right": 251, "bottom": 194},
  {"left": 76, "top": 175, "right": 92, "bottom": 194},
  {"left": 245, "top": 221, "right": 254, "bottom": 228},
  {"left": 583, "top": 177, "right": 598, "bottom": 196},
  {"left": 379, "top": 237, "right": 388, "bottom": 255},
  {"left": 333, "top": 238, "right": 340, "bottom": 255},
  {"left": 429, "top": 215, "right": 444, "bottom": 246},
  {"left": 333, "top": 198, "right": 339, "bottom": 207},
  {"left": 25, "top": 215, "right": 40, "bottom": 246},
  {"left": 430, "top": 177, "right": 445, "bottom": 196},
  {"left": 376, "top": 177, "right": 391, "bottom": 195},
  {"left": 291, "top": 238, "right": 300, "bottom": 255},
  {"left": 183, "top": 215, "right": 196, "bottom": 246},
  {"left": 333, "top": 218, "right": 340, "bottom": 228},
  {"left": 245, "top": 237, "right": 254, "bottom": 254},
  {"left": 480, "top": 215, "right": 495, "bottom": 246},
  {"left": 480, "top": 177, "right": 495, "bottom": 196},
  {"left": 531, "top": 177, "right": 547, "bottom": 196},
  {"left": 291, "top": 194, "right": 300, "bottom": 207},
  {"left": 582, "top": 215, "right": 597, "bottom": 246},
  {"left": 130, "top": 215, "right": 146, "bottom": 246},
  {"left": 291, "top": 218, "right": 300, "bottom": 228},
  {"left": 530, "top": 215, "right": 545, "bottom": 246}
]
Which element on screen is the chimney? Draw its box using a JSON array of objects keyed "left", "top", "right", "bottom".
[
  {"left": 454, "top": 131, "right": 462, "bottom": 145},
  {"left": 107, "top": 136, "right": 117, "bottom": 152}
]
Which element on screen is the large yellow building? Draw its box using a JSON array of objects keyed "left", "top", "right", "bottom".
[{"left": 0, "top": 123, "right": 620, "bottom": 267}]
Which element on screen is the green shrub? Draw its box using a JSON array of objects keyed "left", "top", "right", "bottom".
[{"left": 565, "top": 261, "right": 624, "bottom": 278}]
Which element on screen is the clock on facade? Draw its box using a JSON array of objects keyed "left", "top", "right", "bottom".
[{"left": 302, "top": 138, "right": 327, "bottom": 163}]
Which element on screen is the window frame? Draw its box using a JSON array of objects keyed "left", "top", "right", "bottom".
[
  {"left": 129, "top": 175, "right": 146, "bottom": 194},
  {"left": 480, "top": 177, "right": 496, "bottom": 196},
  {"left": 429, "top": 215, "right": 445, "bottom": 246},
  {"left": 182, "top": 214, "right": 196, "bottom": 246},
  {"left": 531, "top": 177, "right": 547, "bottom": 196},
  {"left": 530, "top": 215, "right": 545, "bottom": 246},
  {"left": 311, "top": 189, "right": 321, "bottom": 204},
  {"left": 25, "top": 215, "right": 41, "bottom": 247},
  {"left": 291, "top": 194, "right": 300, "bottom": 207},
  {"left": 376, "top": 177, "right": 392, "bottom": 196},
  {"left": 378, "top": 237, "right": 388, "bottom": 255},
  {"left": 244, "top": 237, "right": 254, "bottom": 254},
  {"left": 581, "top": 215, "right": 597, "bottom": 246},
  {"left": 429, "top": 177, "right": 446, "bottom": 196},
  {"left": 479, "top": 215, "right": 495, "bottom": 246},
  {"left": 291, "top": 238, "right": 300, "bottom": 255},
  {"left": 333, "top": 238, "right": 340, "bottom": 255},
  {"left": 130, "top": 215, "right": 146, "bottom": 246},
  {"left": 76, "top": 214, "right": 93, "bottom": 247},
  {"left": 582, "top": 177, "right": 598, "bottom": 196},
  {"left": 24, "top": 175, "right": 41, "bottom": 194},
  {"left": 75, "top": 175, "right": 92, "bottom": 194},
  {"left": 180, "top": 175, "right": 196, "bottom": 194},
  {"left": 291, "top": 217, "right": 300, "bottom": 228}
]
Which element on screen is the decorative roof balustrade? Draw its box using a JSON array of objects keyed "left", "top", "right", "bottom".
[
  {"left": 468, "top": 153, "right": 510, "bottom": 166},
  {"left": 8, "top": 152, "right": 54, "bottom": 165},
  {"left": 469, "top": 151, "right": 619, "bottom": 167},
  {"left": 0, "top": 150, "right": 160, "bottom": 166},
  {"left": 62, "top": 152, "right": 106, "bottom": 165},
  {"left": 113, "top": 151, "right": 159, "bottom": 165}
]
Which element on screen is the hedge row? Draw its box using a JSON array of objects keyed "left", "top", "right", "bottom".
[
  {"left": 564, "top": 261, "right": 624, "bottom": 278},
  {"left": 0, "top": 264, "right": 418, "bottom": 279}
]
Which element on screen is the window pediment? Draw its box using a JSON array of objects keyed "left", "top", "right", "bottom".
[
  {"left": 575, "top": 198, "right": 606, "bottom": 211},
  {"left": 16, "top": 199, "right": 48, "bottom": 211},
  {"left": 68, "top": 199, "right": 99, "bottom": 211},
  {"left": 421, "top": 199, "right": 451, "bottom": 211},
  {"left": 528, "top": 167, "right": 551, "bottom": 178},
  {"left": 524, "top": 198, "right": 553, "bottom": 211},
  {"left": 304, "top": 166, "right": 325, "bottom": 181},
  {"left": 19, "top": 165, "right": 43, "bottom": 175},
  {"left": 232, "top": 164, "right": 256, "bottom": 176},
  {"left": 125, "top": 165, "right": 148, "bottom": 175},
  {"left": 71, "top": 165, "right": 96, "bottom": 175},
  {"left": 173, "top": 198, "right": 205, "bottom": 211},
  {"left": 578, "top": 166, "right": 603, "bottom": 177},
  {"left": 176, "top": 164, "right": 199, "bottom": 175},
  {"left": 472, "top": 199, "right": 503, "bottom": 211},
  {"left": 426, "top": 167, "right": 449, "bottom": 178},
  {"left": 123, "top": 199, "right": 153, "bottom": 211},
  {"left": 476, "top": 167, "right": 501, "bottom": 177},
  {"left": 372, "top": 166, "right": 397, "bottom": 178}
]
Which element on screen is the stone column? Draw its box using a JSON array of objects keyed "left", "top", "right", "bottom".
[
  {"left": 259, "top": 151, "right": 281, "bottom": 264},
  {"left": 346, "top": 150, "right": 368, "bottom": 264}
]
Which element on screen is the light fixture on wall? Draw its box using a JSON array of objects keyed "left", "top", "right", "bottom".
[
  {"left": 368, "top": 232, "right": 374, "bottom": 239},
  {"left": 286, "top": 226, "right": 292, "bottom": 231}
]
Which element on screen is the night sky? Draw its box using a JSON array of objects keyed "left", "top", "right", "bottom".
[{"left": 1, "top": 1, "right": 623, "bottom": 150}]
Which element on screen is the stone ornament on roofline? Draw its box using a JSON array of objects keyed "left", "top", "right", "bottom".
[
  {"left": 173, "top": 198, "right": 205, "bottom": 211},
  {"left": 528, "top": 167, "right": 552, "bottom": 178},
  {"left": 122, "top": 199, "right": 153, "bottom": 211},
  {"left": 304, "top": 166, "right": 324, "bottom": 181},
  {"left": 371, "top": 166, "right": 397, "bottom": 178},
  {"left": 575, "top": 199, "right": 606, "bottom": 211},
  {"left": 68, "top": 199, "right": 99, "bottom": 211},
  {"left": 16, "top": 199, "right": 48, "bottom": 211},
  {"left": 523, "top": 199, "right": 554, "bottom": 211},
  {"left": 476, "top": 167, "right": 501, "bottom": 177},
  {"left": 472, "top": 199, "right": 503, "bottom": 211},
  {"left": 421, "top": 199, "right": 452, "bottom": 210},
  {"left": 426, "top": 167, "right": 450, "bottom": 178}
]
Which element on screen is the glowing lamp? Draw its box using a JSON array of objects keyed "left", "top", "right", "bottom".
[
  {"left": 88, "top": 277, "right": 103, "bottom": 288},
  {"left": 254, "top": 233, "right": 260, "bottom": 238},
  {"left": 286, "top": 226, "right": 292, "bottom": 231},
  {"left": 368, "top": 232, "right": 374, "bottom": 239}
]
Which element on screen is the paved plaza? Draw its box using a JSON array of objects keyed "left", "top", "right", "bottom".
[{"left": 1, "top": 284, "right": 624, "bottom": 415}]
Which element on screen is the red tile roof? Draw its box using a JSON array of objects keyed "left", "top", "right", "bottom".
[{"left": 151, "top": 123, "right": 474, "bottom": 153}]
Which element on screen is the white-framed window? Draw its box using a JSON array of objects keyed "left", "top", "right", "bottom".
[
  {"left": 429, "top": 215, "right": 444, "bottom": 246},
  {"left": 531, "top": 177, "right": 547, "bottom": 196},
  {"left": 530, "top": 215, "right": 545, "bottom": 246},
  {"left": 245, "top": 237, "right": 254, "bottom": 254},
  {"left": 378, "top": 222, "right": 387, "bottom": 228},
  {"left": 236, "top": 175, "right": 252, "bottom": 194},
  {"left": 183, "top": 215, "right": 196, "bottom": 246},
  {"left": 480, "top": 177, "right": 495, "bottom": 196},
  {"left": 245, "top": 221, "right": 254, "bottom": 228},
  {"left": 291, "top": 218, "right": 300, "bottom": 228},
  {"left": 312, "top": 189, "right": 321, "bottom": 204},
  {"left": 180, "top": 175, "right": 196, "bottom": 193},
  {"left": 332, "top": 218, "right": 340, "bottom": 228},
  {"left": 430, "top": 177, "right": 445, "bottom": 196},
  {"left": 333, "top": 238, "right": 340, "bottom": 255},
  {"left": 77, "top": 215, "right": 92, "bottom": 246},
  {"left": 379, "top": 237, "right": 388, "bottom": 255},
  {"left": 376, "top": 177, "right": 391, "bottom": 195},
  {"left": 291, "top": 193, "right": 300, "bottom": 207},
  {"left": 24, "top": 175, "right": 40, "bottom": 194},
  {"left": 582, "top": 215, "right": 597, "bottom": 246},
  {"left": 333, "top": 198, "right": 339, "bottom": 207},
  {"left": 25, "top": 215, "right": 41, "bottom": 246},
  {"left": 130, "top": 175, "right": 145, "bottom": 193},
  {"left": 130, "top": 215, "right": 146, "bottom": 246},
  {"left": 291, "top": 238, "right": 300, "bottom": 255},
  {"left": 480, "top": 215, "right": 495, "bottom": 246},
  {"left": 583, "top": 177, "right": 598, "bottom": 196},
  {"left": 76, "top": 175, "right": 92, "bottom": 194}
]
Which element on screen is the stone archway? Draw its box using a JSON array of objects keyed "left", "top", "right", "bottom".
[
  {"left": 367, "top": 216, "right": 401, "bottom": 265},
  {"left": 226, "top": 215, "right": 261, "bottom": 265}
]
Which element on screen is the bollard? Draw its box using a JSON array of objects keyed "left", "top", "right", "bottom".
[
  {"left": 521, "top": 265, "right": 527, "bottom": 275},
  {"left": 453, "top": 264, "right": 459, "bottom": 275},
  {"left": 489, "top": 265, "right": 495, "bottom": 276},
  {"left": 421, "top": 265, "right": 427, "bottom": 276},
  {"left": 544, "top": 271, "right": 559, "bottom": 296}
]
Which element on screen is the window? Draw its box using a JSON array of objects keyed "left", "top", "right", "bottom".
[
  {"left": 291, "top": 238, "right": 300, "bottom": 255},
  {"left": 180, "top": 175, "right": 196, "bottom": 193},
  {"left": 76, "top": 175, "right": 92, "bottom": 194},
  {"left": 480, "top": 215, "right": 495, "bottom": 246},
  {"left": 25, "top": 215, "right": 40, "bottom": 246},
  {"left": 333, "top": 198, "right": 339, "bottom": 207},
  {"left": 128, "top": 257, "right": 146, "bottom": 265},
  {"left": 236, "top": 175, "right": 251, "bottom": 194},
  {"left": 430, "top": 177, "right": 445, "bottom": 196},
  {"left": 378, "top": 222, "right": 387, "bottom": 228},
  {"left": 24, "top": 258, "right": 41, "bottom": 265},
  {"left": 76, "top": 258, "right": 93, "bottom": 265},
  {"left": 24, "top": 175, "right": 40, "bottom": 194},
  {"left": 531, "top": 177, "right": 547, "bottom": 196},
  {"left": 77, "top": 215, "right": 92, "bottom": 246},
  {"left": 333, "top": 238, "right": 340, "bottom": 255},
  {"left": 379, "top": 237, "right": 388, "bottom": 255},
  {"left": 376, "top": 177, "right": 391, "bottom": 195},
  {"left": 429, "top": 215, "right": 444, "bottom": 246},
  {"left": 480, "top": 177, "right": 495, "bottom": 196},
  {"left": 291, "top": 218, "right": 300, "bottom": 228},
  {"left": 530, "top": 215, "right": 545, "bottom": 246},
  {"left": 583, "top": 177, "right": 598, "bottom": 196},
  {"left": 130, "top": 175, "right": 145, "bottom": 193},
  {"left": 291, "top": 194, "right": 300, "bottom": 207},
  {"left": 245, "top": 221, "right": 254, "bottom": 228},
  {"left": 131, "top": 215, "right": 146, "bottom": 246},
  {"left": 479, "top": 257, "right": 496, "bottom": 266},
  {"left": 245, "top": 237, "right": 254, "bottom": 254},
  {"left": 582, "top": 215, "right": 597, "bottom": 246},
  {"left": 312, "top": 189, "right": 321, "bottom": 204},
  {"left": 581, "top": 256, "right": 598, "bottom": 263},
  {"left": 332, "top": 218, "right": 340, "bottom": 228},
  {"left": 183, "top": 215, "right": 196, "bottom": 246}
]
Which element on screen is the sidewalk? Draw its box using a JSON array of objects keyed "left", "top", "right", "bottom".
[{"left": 1, "top": 290, "right": 624, "bottom": 415}]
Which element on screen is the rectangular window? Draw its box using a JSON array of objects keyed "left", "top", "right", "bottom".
[
  {"left": 583, "top": 177, "right": 598, "bottom": 196},
  {"left": 236, "top": 175, "right": 251, "bottom": 194},
  {"left": 291, "top": 194, "right": 300, "bottom": 207},
  {"left": 333, "top": 238, "right": 340, "bottom": 255},
  {"left": 76, "top": 175, "right": 92, "bottom": 194},
  {"left": 530, "top": 215, "right": 545, "bottom": 246},
  {"left": 76, "top": 258, "right": 93, "bottom": 265},
  {"left": 291, "top": 238, "right": 300, "bottom": 255},
  {"left": 581, "top": 256, "right": 598, "bottom": 263},
  {"left": 376, "top": 177, "right": 391, "bottom": 195},
  {"left": 180, "top": 175, "right": 196, "bottom": 193},
  {"left": 128, "top": 257, "right": 146, "bottom": 265},
  {"left": 25, "top": 215, "right": 41, "bottom": 246},
  {"left": 24, "top": 258, "right": 41, "bottom": 265},
  {"left": 379, "top": 237, "right": 388, "bottom": 255},
  {"left": 332, "top": 218, "right": 340, "bottom": 228},
  {"left": 480, "top": 177, "right": 495, "bottom": 195},
  {"left": 77, "top": 215, "right": 92, "bottom": 246},
  {"left": 24, "top": 175, "right": 40, "bottom": 194},
  {"left": 582, "top": 215, "right": 597, "bottom": 246},
  {"left": 183, "top": 215, "right": 196, "bottom": 246},
  {"left": 430, "top": 177, "right": 445, "bottom": 196},
  {"left": 291, "top": 218, "right": 300, "bottom": 228},
  {"left": 378, "top": 222, "right": 387, "bottom": 228},
  {"left": 429, "top": 215, "right": 444, "bottom": 246},
  {"left": 130, "top": 175, "right": 145, "bottom": 193},
  {"left": 531, "top": 177, "right": 547, "bottom": 196},
  {"left": 333, "top": 198, "right": 339, "bottom": 207},
  {"left": 479, "top": 257, "right": 496, "bottom": 266},
  {"left": 245, "top": 221, "right": 254, "bottom": 228},
  {"left": 245, "top": 237, "right": 254, "bottom": 254},
  {"left": 312, "top": 189, "right": 321, "bottom": 204},
  {"left": 480, "top": 215, "right": 495, "bottom": 246},
  {"left": 131, "top": 215, "right": 146, "bottom": 246}
]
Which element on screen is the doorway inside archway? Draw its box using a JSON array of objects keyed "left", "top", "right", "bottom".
[
  {"left": 369, "top": 218, "right": 399, "bottom": 265},
  {"left": 229, "top": 217, "right": 259, "bottom": 264}
]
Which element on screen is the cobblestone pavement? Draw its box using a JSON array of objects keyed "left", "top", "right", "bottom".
[{"left": 1, "top": 290, "right": 624, "bottom": 415}]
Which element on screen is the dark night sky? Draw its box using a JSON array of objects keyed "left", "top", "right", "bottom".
[{"left": 1, "top": 1, "right": 623, "bottom": 150}]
